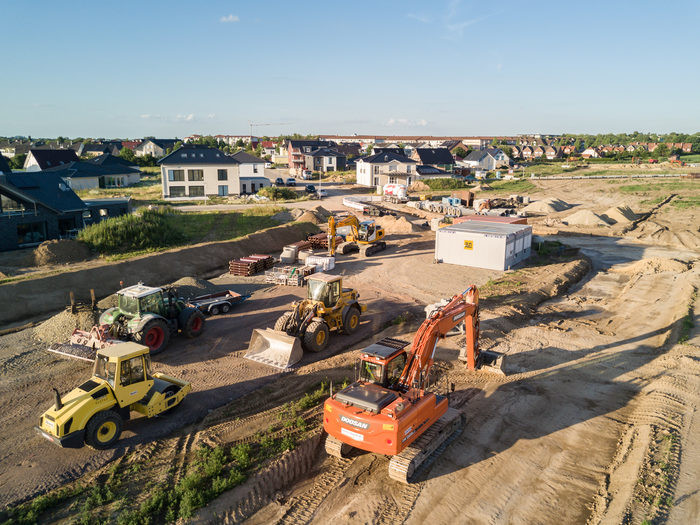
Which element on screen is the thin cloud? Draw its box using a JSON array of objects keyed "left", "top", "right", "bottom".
[
  {"left": 386, "top": 118, "right": 428, "bottom": 127},
  {"left": 140, "top": 114, "right": 196, "bottom": 122},
  {"left": 407, "top": 13, "right": 431, "bottom": 24},
  {"left": 220, "top": 14, "right": 239, "bottom": 23}
]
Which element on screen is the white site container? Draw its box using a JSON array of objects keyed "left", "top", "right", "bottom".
[{"left": 435, "top": 222, "right": 532, "bottom": 270}]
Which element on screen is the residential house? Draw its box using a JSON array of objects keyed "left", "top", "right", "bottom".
[
  {"left": 286, "top": 140, "right": 332, "bottom": 175},
  {"left": 374, "top": 147, "right": 406, "bottom": 157},
  {"left": 260, "top": 141, "right": 276, "bottom": 157},
  {"left": 303, "top": 148, "right": 347, "bottom": 173},
  {"left": 544, "top": 146, "right": 561, "bottom": 160},
  {"left": 89, "top": 153, "right": 140, "bottom": 171},
  {"left": 531, "top": 146, "right": 546, "bottom": 159},
  {"left": 73, "top": 142, "right": 120, "bottom": 157},
  {"left": 334, "top": 142, "right": 362, "bottom": 158},
  {"left": 462, "top": 148, "right": 511, "bottom": 171},
  {"left": 562, "top": 144, "right": 578, "bottom": 156},
  {"left": 355, "top": 151, "right": 418, "bottom": 187},
  {"left": 44, "top": 161, "right": 142, "bottom": 190},
  {"left": 510, "top": 146, "right": 522, "bottom": 159},
  {"left": 411, "top": 148, "right": 455, "bottom": 172},
  {"left": 521, "top": 146, "right": 534, "bottom": 159},
  {"left": 135, "top": 139, "right": 178, "bottom": 158},
  {"left": 159, "top": 145, "right": 269, "bottom": 199},
  {"left": 23, "top": 148, "right": 80, "bottom": 172},
  {"left": 121, "top": 140, "right": 142, "bottom": 150},
  {"left": 625, "top": 145, "right": 638, "bottom": 153},
  {"left": 581, "top": 147, "right": 601, "bottom": 159}
]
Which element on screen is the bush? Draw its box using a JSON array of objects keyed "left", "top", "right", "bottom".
[
  {"left": 257, "top": 186, "right": 299, "bottom": 200},
  {"left": 424, "top": 178, "right": 468, "bottom": 190}
]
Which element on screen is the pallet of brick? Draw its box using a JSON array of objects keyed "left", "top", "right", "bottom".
[
  {"left": 289, "top": 240, "right": 312, "bottom": 251},
  {"left": 248, "top": 254, "right": 275, "bottom": 269},
  {"left": 229, "top": 258, "right": 264, "bottom": 276}
]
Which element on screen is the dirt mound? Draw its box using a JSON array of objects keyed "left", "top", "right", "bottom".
[
  {"left": 311, "top": 205, "right": 332, "bottom": 220},
  {"left": 522, "top": 197, "right": 571, "bottom": 215},
  {"left": 409, "top": 180, "right": 430, "bottom": 192},
  {"left": 290, "top": 208, "right": 305, "bottom": 220},
  {"left": 171, "top": 277, "right": 221, "bottom": 299},
  {"left": 34, "top": 240, "right": 92, "bottom": 266},
  {"left": 34, "top": 308, "right": 101, "bottom": 343},
  {"left": 375, "top": 215, "right": 420, "bottom": 234},
  {"left": 271, "top": 210, "right": 295, "bottom": 223},
  {"left": 612, "top": 257, "right": 689, "bottom": 275},
  {"left": 601, "top": 205, "right": 637, "bottom": 224},
  {"left": 471, "top": 183, "right": 492, "bottom": 192},
  {"left": 563, "top": 209, "right": 612, "bottom": 227},
  {"left": 296, "top": 211, "right": 323, "bottom": 224}
]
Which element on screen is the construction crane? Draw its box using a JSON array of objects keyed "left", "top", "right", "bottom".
[
  {"left": 248, "top": 121, "right": 291, "bottom": 138},
  {"left": 327, "top": 214, "right": 387, "bottom": 257},
  {"left": 323, "top": 286, "right": 502, "bottom": 483}
]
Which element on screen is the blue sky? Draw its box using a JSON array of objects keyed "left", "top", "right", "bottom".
[{"left": 1, "top": 0, "right": 699, "bottom": 138}]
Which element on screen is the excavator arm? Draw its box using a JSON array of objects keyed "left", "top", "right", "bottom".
[
  {"left": 328, "top": 214, "right": 361, "bottom": 256},
  {"left": 399, "top": 286, "right": 479, "bottom": 391}
]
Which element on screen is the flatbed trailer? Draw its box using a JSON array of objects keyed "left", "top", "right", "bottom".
[{"left": 187, "top": 290, "right": 249, "bottom": 315}]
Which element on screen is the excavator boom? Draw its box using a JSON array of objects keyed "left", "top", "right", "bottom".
[{"left": 328, "top": 213, "right": 386, "bottom": 257}]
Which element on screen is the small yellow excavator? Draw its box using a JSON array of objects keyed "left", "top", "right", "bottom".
[{"left": 328, "top": 214, "right": 386, "bottom": 257}]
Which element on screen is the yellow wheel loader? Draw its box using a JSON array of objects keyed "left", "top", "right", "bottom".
[
  {"left": 245, "top": 273, "right": 366, "bottom": 369},
  {"left": 36, "top": 342, "right": 190, "bottom": 449}
]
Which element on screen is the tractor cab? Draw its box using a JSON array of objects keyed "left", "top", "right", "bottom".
[
  {"left": 357, "top": 338, "right": 409, "bottom": 389},
  {"left": 307, "top": 274, "right": 343, "bottom": 308},
  {"left": 117, "top": 284, "right": 168, "bottom": 317}
]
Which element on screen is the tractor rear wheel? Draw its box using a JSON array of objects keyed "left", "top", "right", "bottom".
[
  {"left": 303, "top": 321, "right": 329, "bottom": 353},
  {"left": 134, "top": 318, "right": 170, "bottom": 355},
  {"left": 342, "top": 306, "right": 361, "bottom": 334},
  {"left": 85, "top": 410, "right": 122, "bottom": 449},
  {"left": 181, "top": 310, "right": 205, "bottom": 338},
  {"left": 274, "top": 312, "right": 294, "bottom": 332}
]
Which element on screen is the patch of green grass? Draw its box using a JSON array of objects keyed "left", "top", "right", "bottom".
[
  {"left": 257, "top": 186, "right": 301, "bottom": 200},
  {"left": 0, "top": 485, "right": 86, "bottom": 524},
  {"left": 670, "top": 195, "right": 700, "bottom": 209},
  {"left": 679, "top": 154, "right": 700, "bottom": 163},
  {"left": 424, "top": 178, "right": 469, "bottom": 190},
  {"left": 480, "top": 179, "right": 537, "bottom": 193},
  {"left": 619, "top": 181, "right": 697, "bottom": 194},
  {"left": 640, "top": 196, "right": 665, "bottom": 206}
]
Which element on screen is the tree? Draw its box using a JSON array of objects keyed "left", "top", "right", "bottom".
[
  {"left": 119, "top": 147, "right": 136, "bottom": 163},
  {"left": 653, "top": 143, "right": 669, "bottom": 159},
  {"left": 453, "top": 147, "right": 469, "bottom": 158},
  {"left": 235, "top": 139, "right": 245, "bottom": 148},
  {"left": 366, "top": 144, "right": 374, "bottom": 154},
  {"left": 8, "top": 154, "right": 26, "bottom": 170}
]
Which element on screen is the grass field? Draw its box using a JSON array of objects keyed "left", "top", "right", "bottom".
[
  {"left": 618, "top": 181, "right": 698, "bottom": 194},
  {"left": 680, "top": 154, "right": 700, "bottom": 163},
  {"left": 479, "top": 179, "right": 538, "bottom": 193}
]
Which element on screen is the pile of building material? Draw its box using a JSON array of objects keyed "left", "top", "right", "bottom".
[
  {"left": 601, "top": 205, "right": 637, "bottom": 224},
  {"left": 522, "top": 197, "right": 572, "bottom": 215},
  {"left": 562, "top": 209, "right": 612, "bottom": 227},
  {"left": 306, "top": 255, "right": 335, "bottom": 272},
  {"left": 265, "top": 265, "right": 316, "bottom": 286},
  {"left": 611, "top": 257, "right": 689, "bottom": 275},
  {"left": 308, "top": 233, "right": 343, "bottom": 249},
  {"left": 229, "top": 254, "right": 275, "bottom": 276},
  {"left": 280, "top": 240, "right": 314, "bottom": 264},
  {"left": 34, "top": 239, "right": 92, "bottom": 266}
]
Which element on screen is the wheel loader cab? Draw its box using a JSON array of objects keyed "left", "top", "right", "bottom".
[{"left": 307, "top": 276, "right": 342, "bottom": 308}]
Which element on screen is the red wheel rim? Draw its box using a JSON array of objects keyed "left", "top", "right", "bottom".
[
  {"left": 191, "top": 316, "right": 202, "bottom": 331},
  {"left": 145, "top": 326, "right": 165, "bottom": 349}
]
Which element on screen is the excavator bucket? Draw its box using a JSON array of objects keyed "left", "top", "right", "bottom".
[
  {"left": 47, "top": 327, "right": 119, "bottom": 362},
  {"left": 477, "top": 350, "right": 505, "bottom": 376},
  {"left": 244, "top": 328, "right": 304, "bottom": 370}
]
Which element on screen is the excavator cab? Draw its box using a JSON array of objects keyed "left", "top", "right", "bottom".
[{"left": 357, "top": 338, "right": 410, "bottom": 389}]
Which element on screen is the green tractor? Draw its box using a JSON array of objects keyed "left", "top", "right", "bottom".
[{"left": 48, "top": 284, "right": 206, "bottom": 361}]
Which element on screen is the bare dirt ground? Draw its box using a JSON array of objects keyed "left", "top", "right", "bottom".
[{"left": 0, "top": 178, "right": 698, "bottom": 524}]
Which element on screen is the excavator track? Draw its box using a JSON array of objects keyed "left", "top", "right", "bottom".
[
  {"left": 388, "top": 407, "right": 465, "bottom": 483},
  {"left": 324, "top": 434, "right": 353, "bottom": 458},
  {"left": 359, "top": 241, "right": 386, "bottom": 257}
]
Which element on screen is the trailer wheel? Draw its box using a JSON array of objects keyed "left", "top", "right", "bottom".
[
  {"left": 134, "top": 319, "right": 170, "bottom": 355},
  {"left": 221, "top": 304, "right": 231, "bottom": 314},
  {"left": 303, "top": 321, "right": 329, "bottom": 353},
  {"left": 181, "top": 310, "right": 205, "bottom": 338},
  {"left": 85, "top": 410, "right": 122, "bottom": 449},
  {"left": 209, "top": 306, "right": 220, "bottom": 316},
  {"left": 342, "top": 306, "right": 361, "bottom": 335}
]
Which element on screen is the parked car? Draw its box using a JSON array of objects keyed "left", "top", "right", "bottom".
[
  {"left": 301, "top": 170, "right": 313, "bottom": 180},
  {"left": 305, "top": 184, "right": 317, "bottom": 194},
  {"left": 274, "top": 177, "right": 284, "bottom": 186},
  {"left": 286, "top": 178, "right": 297, "bottom": 186},
  {"left": 317, "top": 189, "right": 328, "bottom": 198}
]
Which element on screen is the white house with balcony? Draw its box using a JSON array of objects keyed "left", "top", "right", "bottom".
[{"left": 356, "top": 151, "right": 418, "bottom": 187}]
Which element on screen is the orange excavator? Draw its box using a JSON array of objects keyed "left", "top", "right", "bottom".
[{"left": 323, "top": 286, "right": 500, "bottom": 483}]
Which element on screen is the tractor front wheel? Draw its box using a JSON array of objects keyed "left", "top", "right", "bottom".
[
  {"left": 303, "top": 321, "right": 329, "bottom": 353},
  {"left": 181, "top": 310, "right": 205, "bottom": 338},
  {"left": 134, "top": 319, "right": 170, "bottom": 355},
  {"left": 85, "top": 410, "right": 123, "bottom": 449}
]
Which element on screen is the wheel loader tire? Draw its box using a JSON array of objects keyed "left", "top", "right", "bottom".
[
  {"left": 343, "top": 306, "right": 361, "bottom": 334},
  {"left": 181, "top": 309, "right": 205, "bottom": 338},
  {"left": 134, "top": 318, "right": 170, "bottom": 355},
  {"left": 303, "top": 321, "right": 329, "bottom": 353},
  {"left": 274, "top": 312, "right": 294, "bottom": 332},
  {"left": 85, "top": 410, "right": 122, "bottom": 450}
]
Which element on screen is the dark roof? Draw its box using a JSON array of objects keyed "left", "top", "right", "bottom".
[
  {"left": 416, "top": 165, "right": 448, "bottom": 175},
  {"left": 141, "top": 139, "right": 178, "bottom": 150},
  {"left": 89, "top": 153, "right": 138, "bottom": 169},
  {"left": 464, "top": 150, "right": 489, "bottom": 161},
  {"left": 45, "top": 161, "right": 140, "bottom": 178},
  {"left": 230, "top": 151, "right": 266, "bottom": 164},
  {"left": 441, "top": 140, "right": 463, "bottom": 150},
  {"left": 334, "top": 143, "right": 362, "bottom": 156},
  {"left": 0, "top": 172, "right": 86, "bottom": 213},
  {"left": 158, "top": 145, "right": 237, "bottom": 165},
  {"left": 27, "top": 148, "right": 80, "bottom": 169},
  {"left": 305, "top": 147, "right": 346, "bottom": 158},
  {"left": 374, "top": 147, "right": 405, "bottom": 156},
  {"left": 287, "top": 139, "right": 330, "bottom": 149},
  {"left": 0, "top": 154, "right": 11, "bottom": 174},
  {"left": 414, "top": 148, "right": 455, "bottom": 165},
  {"left": 361, "top": 151, "right": 417, "bottom": 164}
]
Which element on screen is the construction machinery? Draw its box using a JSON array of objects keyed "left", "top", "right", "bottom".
[
  {"left": 245, "top": 273, "right": 365, "bottom": 369},
  {"left": 36, "top": 342, "right": 190, "bottom": 449},
  {"left": 323, "top": 286, "right": 503, "bottom": 483},
  {"left": 48, "top": 283, "right": 205, "bottom": 361},
  {"left": 328, "top": 213, "right": 386, "bottom": 257}
]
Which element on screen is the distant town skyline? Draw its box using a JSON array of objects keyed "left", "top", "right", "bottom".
[{"left": 1, "top": 0, "right": 699, "bottom": 137}]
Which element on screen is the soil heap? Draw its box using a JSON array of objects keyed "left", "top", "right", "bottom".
[
  {"left": 34, "top": 239, "right": 92, "bottom": 266},
  {"left": 271, "top": 209, "right": 295, "bottom": 223},
  {"left": 171, "top": 277, "right": 222, "bottom": 299},
  {"left": 563, "top": 209, "right": 612, "bottom": 227},
  {"left": 34, "top": 308, "right": 101, "bottom": 343},
  {"left": 601, "top": 205, "right": 637, "bottom": 224},
  {"left": 296, "top": 211, "right": 323, "bottom": 225},
  {"left": 522, "top": 197, "right": 571, "bottom": 215},
  {"left": 409, "top": 180, "right": 431, "bottom": 192},
  {"left": 612, "top": 257, "right": 689, "bottom": 275},
  {"left": 374, "top": 215, "right": 420, "bottom": 234}
]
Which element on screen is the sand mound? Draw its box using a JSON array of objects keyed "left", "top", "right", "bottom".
[
  {"left": 375, "top": 215, "right": 420, "bottom": 234},
  {"left": 34, "top": 308, "right": 101, "bottom": 343},
  {"left": 290, "top": 208, "right": 305, "bottom": 219},
  {"left": 601, "top": 205, "right": 637, "bottom": 224},
  {"left": 272, "top": 209, "right": 295, "bottom": 223},
  {"left": 522, "top": 198, "right": 571, "bottom": 215},
  {"left": 563, "top": 209, "right": 612, "bottom": 227},
  {"left": 34, "top": 239, "right": 92, "bottom": 266},
  {"left": 409, "top": 181, "right": 430, "bottom": 192},
  {"left": 612, "top": 257, "right": 689, "bottom": 275},
  {"left": 171, "top": 277, "right": 222, "bottom": 299},
  {"left": 296, "top": 211, "right": 323, "bottom": 224}
]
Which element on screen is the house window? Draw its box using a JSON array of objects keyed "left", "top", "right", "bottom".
[
  {"left": 407, "top": 177, "right": 412, "bottom": 185},
  {"left": 373, "top": 166, "right": 379, "bottom": 174},
  {"left": 181, "top": 153, "right": 187, "bottom": 158},
  {"left": 389, "top": 176, "right": 396, "bottom": 184},
  {"left": 0, "top": 194, "right": 26, "bottom": 213},
  {"left": 373, "top": 177, "right": 379, "bottom": 185},
  {"left": 241, "top": 183, "right": 247, "bottom": 194},
  {"left": 406, "top": 165, "right": 411, "bottom": 173},
  {"left": 169, "top": 186, "right": 186, "bottom": 197},
  {"left": 217, "top": 169, "right": 228, "bottom": 181},
  {"left": 168, "top": 169, "right": 184, "bottom": 181},
  {"left": 16, "top": 222, "right": 46, "bottom": 245},
  {"left": 389, "top": 165, "right": 396, "bottom": 171},
  {"left": 189, "top": 186, "right": 205, "bottom": 197},
  {"left": 253, "top": 165, "right": 258, "bottom": 173},
  {"left": 188, "top": 169, "right": 204, "bottom": 181},
  {"left": 218, "top": 185, "right": 228, "bottom": 196}
]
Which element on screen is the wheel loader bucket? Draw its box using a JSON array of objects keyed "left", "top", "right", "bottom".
[
  {"left": 477, "top": 350, "right": 505, "bottom": 376},
  {"left": 244, "top": 328, "right": 304, "bottom": 370}
]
